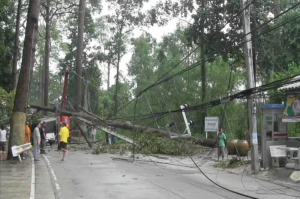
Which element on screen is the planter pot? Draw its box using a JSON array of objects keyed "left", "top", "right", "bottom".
[
  {"left": 236, "top": 140, "right": 249, "bottom": 156},
  {"left": 227, "top": 139, "right": 238, "bottom": 155}
]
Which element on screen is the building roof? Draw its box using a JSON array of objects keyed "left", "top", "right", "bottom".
[{"left": 278, "top": 75, "right": 300, "bottom": 91}]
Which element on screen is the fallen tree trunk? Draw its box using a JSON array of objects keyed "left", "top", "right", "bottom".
[
  {"left": 28, "top": 104, "right": 217, "bottom": 148},
  {"left": 28, "top": 104, "right": 101, "bottom": 123}
]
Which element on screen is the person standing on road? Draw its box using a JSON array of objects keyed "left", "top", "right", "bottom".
[
  {"left": 91, "top": 126, "right": 97, "bottom": 142},
  {"left": 0, "top": 125, "right": 7, "bottom": 152},
  {"left": 217, "top": 128, "right": 227, "bottom": 161},
  {"left": 24, "top": 122, "right": 32, "bottom": 144},
  {"left": 33, "top": 123, "right": 41, "bottom": 161},
  {"left": 40, "top": 121, "right": 47, "bottom": 154},
  {"left": 59, "top": 122, "right": 69, "bottom": 161}
]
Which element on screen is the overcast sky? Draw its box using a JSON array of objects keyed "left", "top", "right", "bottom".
[
  {"left": 99, "top": 0, "right": 180, "bottom": 89},
  {"left": 48, "top": 0, "right": 183, "bottom": 89}
]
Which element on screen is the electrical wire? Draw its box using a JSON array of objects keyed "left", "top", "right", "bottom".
[
  {"left": 110, "top": 2, "right": 300, "bottom": 117},
  {"left": 110, "top": 0, "right": 257, "bottom": 118},
  {"left": 189, "top": 155, "right": 259, "bottom": 199},
  {"left": 136, "top": 0, "right": 257, "bottom": 98},
  {"left": 109, "top": 74, "right": 300, "bottom": 124},
  {"left": 145, "top": 9, "right": 300, "bottom": 91}
]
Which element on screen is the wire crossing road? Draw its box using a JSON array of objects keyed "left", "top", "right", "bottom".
[{"left": 42, "top": 150, "right": 299, "bottom": 199}]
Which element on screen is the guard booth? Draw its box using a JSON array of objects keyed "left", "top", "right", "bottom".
[{"left": 261, "top": 104, "right": 288, "bottom": 168}]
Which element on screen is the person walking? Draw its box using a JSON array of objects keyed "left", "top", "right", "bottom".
[
  {"left": 217, "top": 128, "right": 227, "bottom": 161},
  {"left": 33, "top": 123, "right": 41, "bottom": 161},
  {"left": 0, "top": 125, "right": 7, "bottom": 152},
  {"left": 40, "top": 121, "right": 47, "bottom": 154},
  {"left": 59, "top": 122, "right": 69, "bottom": 161}
]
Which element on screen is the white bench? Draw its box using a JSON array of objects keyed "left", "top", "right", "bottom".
[
  {"left": 292, "top": 148, "right": 300, "bottom": 170},
  {"left": 11, "top": 143, "right": 32, "bottom": 162},
  {"left": 270, "top": 145, "right": 287, "bottom": 167}
]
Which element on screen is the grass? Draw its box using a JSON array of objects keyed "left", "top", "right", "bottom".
[{"left": 214, "top": 159, "right": 251, "bottom": 169}]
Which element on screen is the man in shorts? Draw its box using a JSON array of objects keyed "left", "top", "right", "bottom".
[{"left": 59, "top": 122, "right": 69, "bottom": 161}]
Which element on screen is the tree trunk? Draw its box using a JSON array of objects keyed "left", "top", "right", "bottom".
[
  {"left": 43, "top": 0, "right": 51, "bottom": 115},
  {"left": 107, "top": 57, "right": 111, "bottom": 91},
  {"left": 11, "top": 0, "right": 22, "bottom": 91},
  {"left": 200, "top": 1, "right": 206, "bottom": 133},
  {"left": 39, "top": 62, "right": 44, "bottom": 105},
  {"left": 251, "top": 10, "right": 257, "bottom": 84},
  {"left": 114, "top": 24, "right": 124, "bottom": 116},
  {"left": 273, "top": 0, "right": 281, "bottom": 71},
  {"left": 75, "top": 0, "right": 86, "bottom": 112},
  {"left": 8, "top": 0, "right": 41, "bottom": 159},
  {"left": 83, "top": 80, "right": 88, "bottom": 111}
]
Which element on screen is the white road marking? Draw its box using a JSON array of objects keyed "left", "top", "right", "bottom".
[
  {"left": 30, "top": 151, "right": 35, "bottom": 199},
  {"left": 42, "top": 154, "right": 62, "bottom": 199}
]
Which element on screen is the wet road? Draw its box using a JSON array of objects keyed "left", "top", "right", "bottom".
[{"left": 43, "top": 149, "right": 300, "bottom": 199}]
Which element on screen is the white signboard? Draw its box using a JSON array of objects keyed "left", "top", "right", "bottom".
[{"left": 205, "top": 117, "right": 219, "bottom": 132}]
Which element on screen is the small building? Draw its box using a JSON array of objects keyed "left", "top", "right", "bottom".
[{"left": 261, "top": 76, "right": 300, "bottom": 168}]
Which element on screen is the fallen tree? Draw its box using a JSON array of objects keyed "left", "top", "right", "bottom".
[{"left": 28, "top": 104, "right": 217, "bottom": 148}]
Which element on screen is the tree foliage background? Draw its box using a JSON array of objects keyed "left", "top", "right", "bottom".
[{"left": 1, "top": 0, "right": 300, "bottom": 137}]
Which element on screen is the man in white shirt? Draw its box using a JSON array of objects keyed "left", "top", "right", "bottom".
[
  {"left": 33, "top": 123, "right": 41, "bottom": 161},
  {"left": 91, "top": 126, "right": 97, "bottom": 142},
  {"left": 0, "top": 125, "right": 7, "bottom": 152}
]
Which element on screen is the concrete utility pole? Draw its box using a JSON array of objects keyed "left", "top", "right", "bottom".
[{"left": 241, "top": 0, "right": 260, "bottom": 173}]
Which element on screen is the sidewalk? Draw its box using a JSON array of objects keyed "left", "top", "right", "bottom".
[
  {"left": 0, "top": 154, "right": 32, "bottom": 199},
  {"left": 0, "top": 151, "right": 55, "bottom": 199}
]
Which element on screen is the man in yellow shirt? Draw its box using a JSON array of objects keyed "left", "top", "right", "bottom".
[{"left": 59, "top": 122, "right": 69, "bottom": 161}]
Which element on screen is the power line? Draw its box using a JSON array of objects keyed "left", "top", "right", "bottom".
[
  {"left": 141, "top": 2, "right": 300, "bottom": 92},
  {"left": 70, "top": 69, "right": 130, "bottom": 98},
  {"left": 110, "top": 74, "right": 300, "bottom": 123},
  {"left": 109, "top": 0, "right": 257, "bottom": 118},
  {"left": 189, "top": 155, "right": 259, "bottom": 199},
  {"left": 136, "top": 0, "right": 257, "bottom": 98},
  {"left": 111, "top": 2, "right": 300, "bottom": 118}
]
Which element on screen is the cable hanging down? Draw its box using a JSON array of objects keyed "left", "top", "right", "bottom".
[{"left": 111, "top": 1, "right": 300, "bottom": 118}]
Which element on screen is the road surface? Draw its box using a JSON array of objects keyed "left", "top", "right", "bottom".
[{"left": 42, "top": 149, "right": 300, "bottom": 199}]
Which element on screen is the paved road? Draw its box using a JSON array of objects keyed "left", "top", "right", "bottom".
[{"left": 43, "top": 149, "right": 300, "bottom": 199}]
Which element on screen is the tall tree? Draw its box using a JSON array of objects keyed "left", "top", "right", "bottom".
[
  {"left": 11, "top": 0, "right": 22, "bottom": 90},
  {"left": 9, "top": 0, "right": 41, "bottom": 158},
  {"left": 200, "top": 0, "right": 207, "bottom": 132},
  {"left": 42, "top": 0, "right": 50, "bottom": 115},
  {"left": 75, "top": 0, "right": 86, "bottom": 111},
  {"left": 0, "top": 0, "right": 15, "bottom": 91},
  {"left": 104, "top": 0, "right": 148, "bottom": 116}
]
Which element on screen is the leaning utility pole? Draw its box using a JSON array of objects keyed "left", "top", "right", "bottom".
[{"left": 241, "top": 0, "right": 260, "bottom": 173}]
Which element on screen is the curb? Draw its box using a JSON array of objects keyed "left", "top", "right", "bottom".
[{"left": 30, "top": 151, "right": 35, "bottom": 199}]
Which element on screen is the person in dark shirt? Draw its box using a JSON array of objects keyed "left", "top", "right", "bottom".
[{"left": 40, "top": 121, "right": 47, "bottom": 154}]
